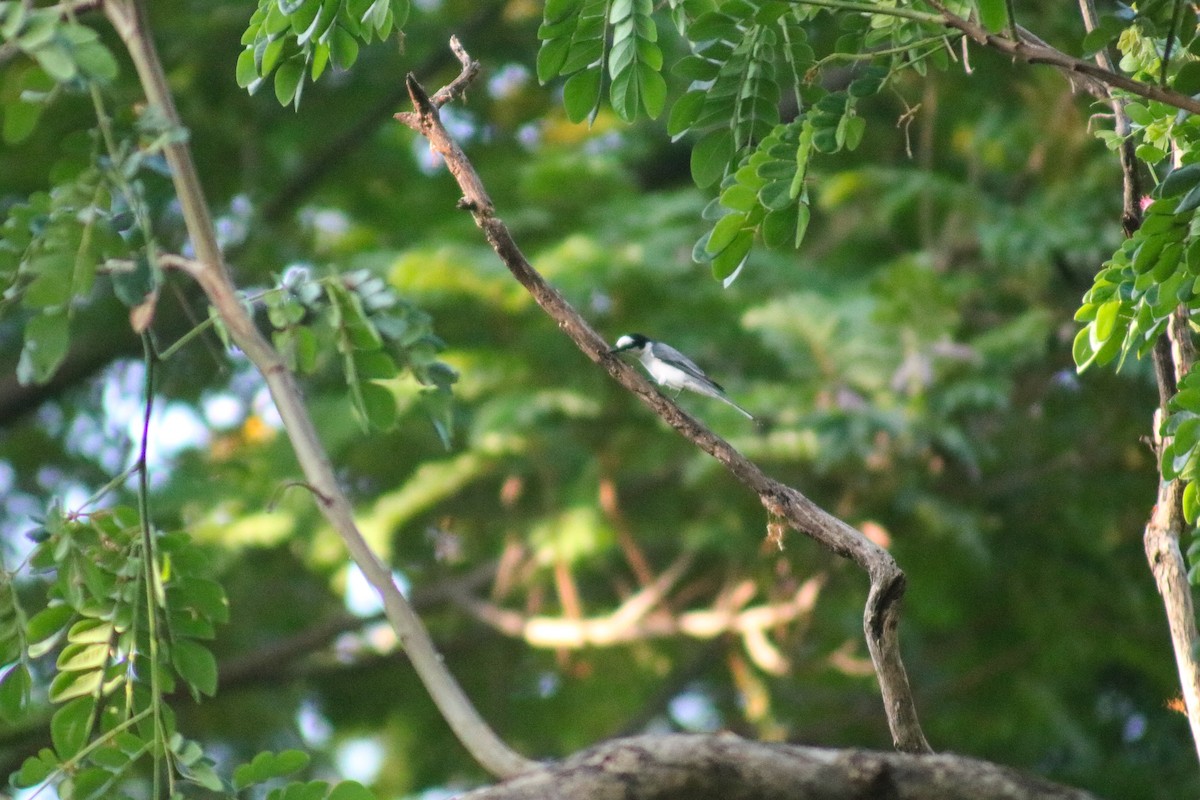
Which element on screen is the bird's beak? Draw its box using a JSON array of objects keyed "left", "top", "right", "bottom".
[{"left": 609, "top": 343, "right": 631, "bottom": 354}]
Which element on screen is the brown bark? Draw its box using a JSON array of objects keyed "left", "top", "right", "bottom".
[{"left": 457, "top": 734, "right": 1099, "bottom": 800}]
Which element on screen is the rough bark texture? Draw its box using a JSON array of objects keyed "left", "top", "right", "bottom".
[{"left": 457, "top": 734, "right": 1100, "bottom": 800}]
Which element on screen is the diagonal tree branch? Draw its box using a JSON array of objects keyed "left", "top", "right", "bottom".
[
  {"left": 920, "top": 0, "right": 1200, "bottom": 115},
  {"left": 100, "top": 0, "right": 535, "bottom": 780},
  {"left": 396, "top": 37, "right": 931, "bottom": 754}
]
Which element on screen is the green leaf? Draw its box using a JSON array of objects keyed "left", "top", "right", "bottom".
[
  {"left": 536, "top": 36, "right": 572, "bottom": 83},
  {"left": 352, "top": 381, "right": 395, "bottom": 430},
  {"left": 638, "top": 64, "right": 666, "bottom": 119},
  {"left": 13, "top": 749, "right": 58, "bottom": 788},
  {"left": 169, "top": 577, "right": 230, "bottom": 624},
  {"left": 57, "top": 642, "right": 111, "bottom": 672},
  {"left": 294, "top": 324, "right": 319, "bottom": 372},
  {"left": 361, "top": 0, "right": 390, "bottom": 29},
  {"left": 975, "top": 0, "right": 1009, "bottom": 33},
  {"left": 90, "top": 744, "right": 133, "bottom": 770},
  {"left": 667, "top": 90, "right": 705, "bottom": 139},
  {"left": 111, "top": 253, "right": 156, "bottom": 308},
  {"left": 51, "top": 696, "right": 94, "bottom": 759},
  {"left": 329, "top": 24, "right": 359, "bottom": 70},
  {"left": 1158, "top": 163, "right": 1200, "bottom": 198},
  {"left": 182, "top": 759, "right": 226, "bottom": 792},
  {"left": 0, "top": 664, "right": 31, "bottom": 723},
  {"left": 173, "top": 639, "right": 218, "bottom": 697},
  {"left": 562, "top": 67, "right": 602, "bottom": 123},
  {"left": 31, "top": 42, "right": 77, "bottom": 82},
  {"left": 761, "top": 206, "right": 795, "bottom": 249},
  {"left": 68, "top": 618, "right": 114, "bottom": 645},
  {"left": 609, "top": 65, "right": 638, "bottom": 122},
  {"left": 1178, "top": 182, "right": 1200, "bottom": 215},
  {"left": 1133, "top": 235, "right": 1166, "bottom": 274},
  {"left": 0, "top": 2, "right": 31, "bottom": 40},
  {"left": 328, "top": 780, "right": 378, "bottom": 800},
  {"left": 720, "top": 183, "right": 758, "bottom": 212},
  {"left": 758, "top": 179, "right": 793, "bottom": 211},
  {"left": 74, "top": 41, "right": 119, "bottom": 82},
  {"left": 72, "top": 766, "right": 112, "bottom": 800},
  {"left": 1092, "top": 299, "right": 1120, "bottom": 345},
  {"left": 18, "top": 311, "right": 70, "bottom": 387},
  {"left": 24, "top": 249, "right": 74, "bottom": 308},
  {"left": 16, "top": 11, "right": 57, "bottom": 50},
  {"left": 353, "top": 350, "right": 398, "bottom": 381},
  {"left": 1073, "top": 325, "right": 1096, "bottom": 371},
  {"left": 688, "top": 11, "right": 736, "bottom": 42},
  {"left": 391, "top": 0, "right": 409, "bottom": 30},
  {"left": 1175, "top": 62, "right": 1200, "bottom": 95},
  {"left": 274, "top": 59, "right": 304, "bottom": 106},
  {"left": 793, "top": 202, "right": 810, "bottom": 248},
  {"left": 711, "top": 229, "right": 752, "bottom": 282},
  {"left": 27, "top": 604, "right": 72, "bottom": 657},
  {"left": 672, "top": 54, "right": 719, "bottom": 82},
  {"left": 3, "top": 99, "right": 44, "bottom": 144},
  {"left": 311, "top": 41, "right": 331, "bottom": 80},
  {"left": 262, "top": 36, "right": 287, "bottom": 75},
  {"left": 544, "top": 0, "right": 583, "bottom": 24},
  {"left": 1185, "top": 481, "right": 1200, "bottom": 525},
  {"left": 1081, "top": 15, "right": 1122, "bottom": 56},
  {"left": 840, "top": 114, "right": 866, "bottom": 151},
  {"left": 691, "top": 128, "right": 733, "bottom": 188},
  {"left": 234, "top": 749, "right": 312, "bottom": 790},
  {"left": 48, "top": 666, "right": 103, "bottom": 702},
  {"left": 1174, "top": 418, "right": 1200, "bottom": 464},
  {"left": 706, "top": 212, "right": 747, "bottom": 256}
]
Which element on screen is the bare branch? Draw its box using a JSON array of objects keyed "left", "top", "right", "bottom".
[
  {"left": 102, "top": 1, "right": 535, "bottom": 780},
  {"left": 925, "top": 0, "right": 1200, "bottom": 114},
  {"left": 396, "top": 40, "right": 930, "bottom": 754},
  {"left": 456, "top": 733, "right": 1100, "bottom": 800}
]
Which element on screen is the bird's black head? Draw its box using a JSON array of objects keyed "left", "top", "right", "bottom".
[{"left": 610, "top": 333, "right": 650, "bottom": 354}]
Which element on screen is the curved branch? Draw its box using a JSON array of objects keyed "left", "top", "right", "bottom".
[
  {"left": 396, "top": 39, "right": 930, "bottom": 754},
  {"left": 101, "top": 0, "right": 535, "bottom": 780}
]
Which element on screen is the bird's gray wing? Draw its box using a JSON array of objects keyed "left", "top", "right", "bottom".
[{"left": 648, "top": 341, "right": 725, "bottom": 391}]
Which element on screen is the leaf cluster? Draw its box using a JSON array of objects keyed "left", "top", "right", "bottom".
[
  {"left": 0, "top": 2, "right": 118, "bottom": 144},
  {"left": 236, "top": 0, "right": 410, "bottom": 108},
  {"left": 257, "top": 265, "right": 459, "bottom": 442}
]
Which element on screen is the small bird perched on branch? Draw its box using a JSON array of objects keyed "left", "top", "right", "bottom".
[{"left": 609, "top": 333, "right": 754, "bottom": 420}]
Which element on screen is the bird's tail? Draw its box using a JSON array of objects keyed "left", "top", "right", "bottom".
[{"left": 717, "top": 393, "right": 754, "bottom": 420}]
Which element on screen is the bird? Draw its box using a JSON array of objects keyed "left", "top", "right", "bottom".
[{"left": 609, "top": 333, "right": 754, "bottom": 420}]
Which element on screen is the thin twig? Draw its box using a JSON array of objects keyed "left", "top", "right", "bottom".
[{"left": 396, "top": 37, "right": 931, "bottom": 754}]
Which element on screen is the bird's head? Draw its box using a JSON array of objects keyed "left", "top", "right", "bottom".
[{"left": 610, "top": 333, "right": 650, "bottom": 355}]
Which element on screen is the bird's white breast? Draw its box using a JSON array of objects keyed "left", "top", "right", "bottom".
[{"left": 640, "top": 352, "right": 690, "bottom": 390}]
